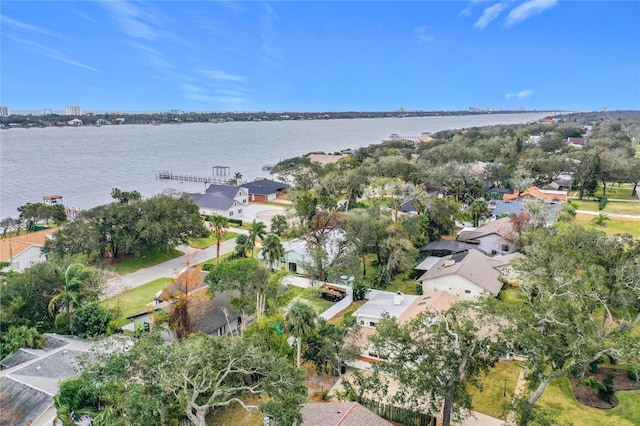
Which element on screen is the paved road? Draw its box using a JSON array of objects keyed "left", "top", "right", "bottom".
[
  {"left": 575, "top": 209, "right": 640, "bottom": 219},
  {"left": 102, "top": 237, "right": 239, "bottom": 299}
]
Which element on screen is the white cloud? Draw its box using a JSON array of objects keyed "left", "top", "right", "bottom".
[
  {"left": 0, "top": 15, "right": 60, "bottom": 37},
  {"left": 505, "top": 89, "right": 533, "bottom": 100},
  {"left": 9, "top": 35, "right": 99, "bottom": 71},
  {"left": 100, "top": 0, "right": 158, "bottom": 40},
  {"left": 260, "top": 4, "right": 284, "bottom": 65},
  {"left": 505, "top": 0, "right": 558, "bottom": 27},
  {"left": 414, "top": 26, "right": 435, "bottom": 43},
  {"left": 460, "top": 6, "right": 473, "bottom": 17},
  {"left": 196, "top": 69, "right": 245, "bottom": 82},
  {"left": 474, "top": 3, "right": 508, "bottom": 29}
]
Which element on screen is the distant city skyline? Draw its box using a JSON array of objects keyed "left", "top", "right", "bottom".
[{"left": 2, "top": 1, "right": 639, "bottom": 112}]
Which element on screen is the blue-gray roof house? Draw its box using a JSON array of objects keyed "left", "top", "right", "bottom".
[
  {"left": 240, "top": 178, "right": 289, "bottom": 202},
  {"left": 189, "top": 184, "right": 248, "bottom": 218}
]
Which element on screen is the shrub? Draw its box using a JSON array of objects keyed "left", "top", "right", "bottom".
[
  {"left": 628, "top": 366, "right": 639, "bottom": 382},
  {"left": 70, "top": 302, "right": 116, "bottom": 338},
  {"left": 589, "top": 357, "right": 605, "bottom": 373},
  {"left": 598, "top": 375, "right": 616, "bottom": 403},
  {"left": 342, "top": 314, "right": 356, "bottom": 327},
  {"left": 598, "top": 197, "right": 608, "bottom": 210}
]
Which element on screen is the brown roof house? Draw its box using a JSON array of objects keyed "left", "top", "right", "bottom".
[
  {"left": 417, "top": 250, "right": 503, "bottom": 300},
  {"left": 456, "top": 217, "right": 517, "bottom": 256},
  {"left": 0, "top": 228, "right": 55, "bottom": 272},
  {"left": 502, "top": 185, "right": 568, "bottom": 203},
  {"left": 299, "top": 402, "right": 392, "bottom": 426}
]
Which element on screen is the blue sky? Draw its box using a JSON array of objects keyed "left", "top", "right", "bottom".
[{"left": 2, "top": 1, "right": 639, "bottom": 113}]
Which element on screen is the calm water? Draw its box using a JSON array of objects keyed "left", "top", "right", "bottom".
[{"left": 0, "top": 113, "right": 550, "bottom": 218}]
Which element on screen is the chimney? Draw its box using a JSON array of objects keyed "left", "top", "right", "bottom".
[{"left": 394, "top": 292, "right": 404, "bottom": 305}]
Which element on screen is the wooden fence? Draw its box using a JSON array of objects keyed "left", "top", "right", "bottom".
[{"left": 358, "top": 397, "right": 436, "bottom": 426}]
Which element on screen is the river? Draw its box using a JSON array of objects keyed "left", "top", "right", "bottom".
[{"left": 0, "top": 112, "right": 551, "bottom": 218}]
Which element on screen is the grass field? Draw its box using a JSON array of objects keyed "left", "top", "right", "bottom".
[
  {"left": 111, "top": 247, "right": 183, "bottom": 275},
  {"left": 101, "top": 277, "right": 172, "bottom": 326},
  {"left": 468, "top": 360, "right": 522, "bottom": 419},
  {"left": 574, "top": 213, "right": 640, "bottom": 237},
  {"left": 538, "top": 377, "right": 640, "bottom": 426},
  {"left": 571, "top": 199, "right": 640, "bottom": 215},
  {"left": 569, "top": 184, "right": 637, "bottom": 201},
  {"left": 188, "top": 231, "right": 237, "bottom": 249}
]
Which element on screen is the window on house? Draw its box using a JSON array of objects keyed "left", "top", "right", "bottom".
[
  {"left": 464, "top": 289, "right": 472, "bottom": 294},
  {"left": 501, "top": 244, "right": 510, "bottom": 252},
  {"left": 238, "top": 209, "right": 242, "bottom": 214},
  {"left": 288, "top": 262, "right": 297, "bottom": 273},
  {"left": 369, "top": 321, "right": 376, "bottom": 327},
  {"left": 229, "top": 211, "right": 233, "bottom": 216}
]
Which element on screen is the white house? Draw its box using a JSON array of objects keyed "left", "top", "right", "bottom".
[
  {"left": 258, "top": 229, "right": 346, "bottom": 274},
  {"left": 417, "top": 250, "right": 503, "bottom": 300},
  {"left": 0, "top": 229, "right": 55, "bottom": 272},
  {"left": 456, "top": 217, "right": 517, "bottom": 255},
  {"left": 188, "top": 184, "right": 248, "bottom": 218}
]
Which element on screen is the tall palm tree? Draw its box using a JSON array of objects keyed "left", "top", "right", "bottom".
[
  {"left": 260, "top": 233, "right": 284, "bottom": 271},
  {"left": 48, "top": 263, "right": 97, "bottom": 331},
  {"left": 248, "top": 220, "right": 267, "bottom": 257},
  {"left": 233, "top": 234, "right": 251, "bottom": 258},
  {"left": 270, "top": 214, "right": 288, "bottom": 235},
  {"left": 233, "top": 172, "right": 243, "bottom": 185},
  {"left": 209, "top": 215, "right": 229, "bottom": 263},
  {"left": 284, "top": 300, "right": 318, "bottom": 368}
]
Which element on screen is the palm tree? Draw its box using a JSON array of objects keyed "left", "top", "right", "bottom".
[
  {"left": 284, "top": 300, "right": 318, "bottom": 367},
  {"left": 209, "top": 215, "right": 229, "bottom": 263},
  {"left": 270, "top": 214, "right": 288, "bottom": 235},
  {"left": 248, "top": 220, "right": 267, "bottom": 257},
  {"left": 260, "top": 233, "right": 284, "bottom": 271},
  {"left": 233, "top": 234, "right": 251, "bottom": 258},
  {"left": 592, "top": 212, "right": 610, "bottom": 227},
  {"left": 469, "top": 198, "right": 489, "bottom": 227},
  {"left": 48, "top": 263, "right": 97, "bottom": 331},
  {"left": 233, "top": 172, "right": 243, "bottom": 185}
]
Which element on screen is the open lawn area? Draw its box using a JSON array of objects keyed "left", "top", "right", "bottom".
[
  {"left": 574, "top": 213, "right": 640, "bottom": 237},
  {"left": 110, "top": 247, "right": 183, "bottom": 275},
  {"left": 188, "top": 231, "right": 237, "bottom": 249},
  {"left": 468, "top": 360, "right": 522, "bottom": 420},
  {"left": 570, "top": 199, "right": 640, "bottom": 215},
  {"left": 284, "top": 285, "right": 334, "bottom": 314},
  {"left": 538, "top": 377, "right": 640, "bottom": 426},
  {"left": 570, "top": 184, "right": 638, "bottom": 201},
  {"left": 101, "top": 277, "right": 171, "bottom": 327}
]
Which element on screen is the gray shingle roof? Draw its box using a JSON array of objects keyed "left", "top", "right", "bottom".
[
  {"left": 205, "top": 184, "right": 243, "bottom": 198},
  {"left": 0, "top": 377, "right": 54, "bottom": 426},
  {"left": 240, "top": 179, "right": 288, "bottom": 195},
  {"left": 419, "top": 240, "right": 483, "bottom": 255},
  {"left": 417, "top": 250, "right": 503, "bottom": 295},
  {"left": 0, "top": 350, "right": 39, "bottom": 369},
  {"left": 189, "top": 192, "right": 235, "bottom": 211}
]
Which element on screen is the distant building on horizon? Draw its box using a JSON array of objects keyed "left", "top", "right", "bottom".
[
  {"left": 43, "top": 108, "right": 52, "bottom": 116},
  {"left": 0, "top": 106, "right": 9, "bottom": 117},
  {"left": 65, "top": 105, "right": 82, "bottom": 116}
]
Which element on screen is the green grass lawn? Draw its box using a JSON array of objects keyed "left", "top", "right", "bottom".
[
  {"left": 111, "top": 247, "right": 183, "bottom": 275},
  {"left": 574, "top": 213, "right": 640, "bottom": 237},
  {"left": 101, "top": 277, "right": 172, "bottom": 327},
  {"left": 569, "top": 184, "right": 637, "bottom": 201},
  {"left": 386, "top": 279, "right": 420, "bottom": 295},
  {"left": 538, "top": 377, "right": 640, "bottom": 426},
  {"left": 468, "top": 360, "right": 522, "bottom": 419},
  {"left": 283, "top": 286, "right": 334, "bottom": 314},
  {"left": 188, "top": 231, "right": 237, "bottom": 249},
  {"left": 570, "top": 199, "right": 640, "bottom": 215}
]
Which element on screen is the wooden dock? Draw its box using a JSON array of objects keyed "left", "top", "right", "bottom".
[
  {"left": 156, "top": 171, "right": 232, "bottom": 185},
  {"left": 156, "top": 171, "right": 211, "bottom": 182}
]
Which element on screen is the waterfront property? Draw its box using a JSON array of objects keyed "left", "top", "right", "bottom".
[
  {"left": 188, "top": 184, "right": 248, "bottom": 218},
  {"left": 240, "top": 178, "right": 289, "bottom": 202},
  {"left": 0, "top": 228, "right": 55, "bottom": 272}
]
